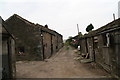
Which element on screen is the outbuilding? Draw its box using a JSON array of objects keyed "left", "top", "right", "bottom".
[
  {"left": 0, "top": 16, "right": 16, "bottom": 79},
  {"left": 5, "top": 14, "right": 63, "bottom": 61},
  {"left": 79, "top": 18, "right": 120, "bottom": 78}
]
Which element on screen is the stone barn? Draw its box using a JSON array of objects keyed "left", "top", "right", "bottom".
[
  {"left": 5, "top": 14, "right": 63, "bottom": 61},
  {"left": 79, "top": 18, "right": 120, "bottom": 78},
  {"left": 36, "top": 24, "right": 63, "bottom": 59},
  {"left": 57, "top": 33, "right": 63, "bottom": 50},
  {"left": 5, "top": 14, "right": 43, "bottom": 60},
  {"left": 0, "top": 17, "right": 16, "bottom": 79}
]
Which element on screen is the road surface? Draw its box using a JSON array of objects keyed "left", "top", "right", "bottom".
[{"left": 16, "top": 46, "right": 111, "bottom": 78}]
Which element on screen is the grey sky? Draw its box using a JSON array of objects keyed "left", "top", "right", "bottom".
[{"left": 0, "top": 0, "right": 119, "bottom": 39}]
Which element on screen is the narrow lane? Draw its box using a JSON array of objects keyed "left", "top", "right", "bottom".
[{"left": 16, "top": 46, "right": 111, "bottom": 78}]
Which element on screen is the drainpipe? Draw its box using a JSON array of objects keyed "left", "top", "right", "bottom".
[{"left": 40, "top": 30, "right": 44, "bottom": 61}]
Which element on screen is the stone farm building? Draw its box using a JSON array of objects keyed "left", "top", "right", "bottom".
[
  {"left": 1, "top": 16, "right": 16, "bottom": 79},
  {"left": 78, "top": 18, "right": 120, "bottom": 78},
  {"left": 5, "top": 14, "right": 63, "bottom": 60}
]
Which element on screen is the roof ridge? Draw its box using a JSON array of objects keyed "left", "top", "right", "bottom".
[
  {"left": 6, "top": 14, "right": 36, "bottom": 26},
  {"left": 14, "top": 14, "right": 36, "bottom": 26},
  {"left": 93, "top": 18, "right": 120, "bottom": 33},
  {"left": 5, "top": 14, "right": 63, "bottom": 36}
]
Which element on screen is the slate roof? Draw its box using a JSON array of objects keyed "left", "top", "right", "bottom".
[
  {"left": 83, "top": 18, "right": 120, "bottom": 38},
  {"left": 72, "top": 18, "right": 120, "bottom": 40},
  {"left": 5, "top": 14, "right": 62, "bottom": 36},
  {"left": 0, "top": 16, "right": 15, "bottom": 38}
]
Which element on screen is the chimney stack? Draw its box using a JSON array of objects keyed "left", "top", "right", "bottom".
[{"left": 118, "top": 1, "right": 120, "bottom": 18}]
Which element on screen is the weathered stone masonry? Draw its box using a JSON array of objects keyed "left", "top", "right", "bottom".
[
  {"left": 79, "top": 18, "right": 120, "bottom": 78},
  {"left": 1, "top": 17, "right": 16, "bottom": 79},
  {"left": 5, "top": 14, "right": 63, "bottom": 60}
]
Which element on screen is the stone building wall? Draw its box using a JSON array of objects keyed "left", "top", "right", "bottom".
[
  {"left": 5, "top": 14, "right": 63, "bottom": 60},
  {"left": 94, "top": 30, "right": 120, "bottom": 77},
  {"left": 79, "top": 38, "right": 88, "bottom": 55},
  {"left": 52, "top": 35, "right": 57, "bottom": 54},
  {"left": 5, "top": 15, "right": 43, "bottom": 60},
  {"left": 1, "top": 19, "right": 16, "bottom": 79},
  {"left": 57, "top": 34, "right": 63, "bottom": 50},
  {"left": 86, "top": 37, "right": 94, "bottom": 60},
  {"left": 42, "top": 31, "right": 52, "bottom": 59},
  {"left": 79, "top": 18, "right": 120, "bottom": 78}
]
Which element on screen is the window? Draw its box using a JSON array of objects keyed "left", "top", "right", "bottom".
[
  {"left": 102, "top": 33, "right": 110, "bottom": 47},
  {"left": 106, "top": 33, "right": 110, "bottom": 47},
  {"left": 94, "top": 36, "right": 98, "bottom": 49},
  {"left": 18, "top": 47, "right": 25, "bottom": 53},
  {"left": 56, "top": 46, "right": 58, "bottom": 49},
  {"left": 102, "top": 34, "right": 107, "bottom": 46}
]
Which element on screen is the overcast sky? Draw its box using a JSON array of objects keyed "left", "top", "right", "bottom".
[{"left": 0, "top": 0, "right": 119, "bottom": 39}]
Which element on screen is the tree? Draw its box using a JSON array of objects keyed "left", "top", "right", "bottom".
[
  {"left": 66, "top": 36, "right": 73, "bottom": 44},
  {"left": 45, "top": 24, "right": 48, "bottom": 28},
  {"left": 86, "top": 24, "right": 94, "bottom": 32},
  {"left": 68, "top": 36, "right": 73, "bottom": 39}
]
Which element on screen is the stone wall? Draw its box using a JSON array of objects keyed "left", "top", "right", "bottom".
[
  {"left": 5, "top": 14, "right": 63, "bottom": 60},
  {"left": 5, "top": 15, "right": 43, "bottom": 60},
  {"left": 42, "top": 31, "right": 52, "bottom": 59},
  {"left": 2, "top": 21, "right": 16, "bottom": 79},
  {"left": 79, "top": 38, "right": 88, "bottom": 55},
  {"left": 79, "top": 18, "right": 120, "bottom": 78}
]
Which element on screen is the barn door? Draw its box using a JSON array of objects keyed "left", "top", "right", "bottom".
[
  {"left": 2, "top": 39, "right": 10, "bottom": 79},
  {"left": 114, "top": 34, "right": 120, "bottom": 66},
  {"left": 51, "top": 35, "right": 53, "bottom": 55},
  {"left": 114, "top": 33, "right": 120, "bottom": 76}
]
